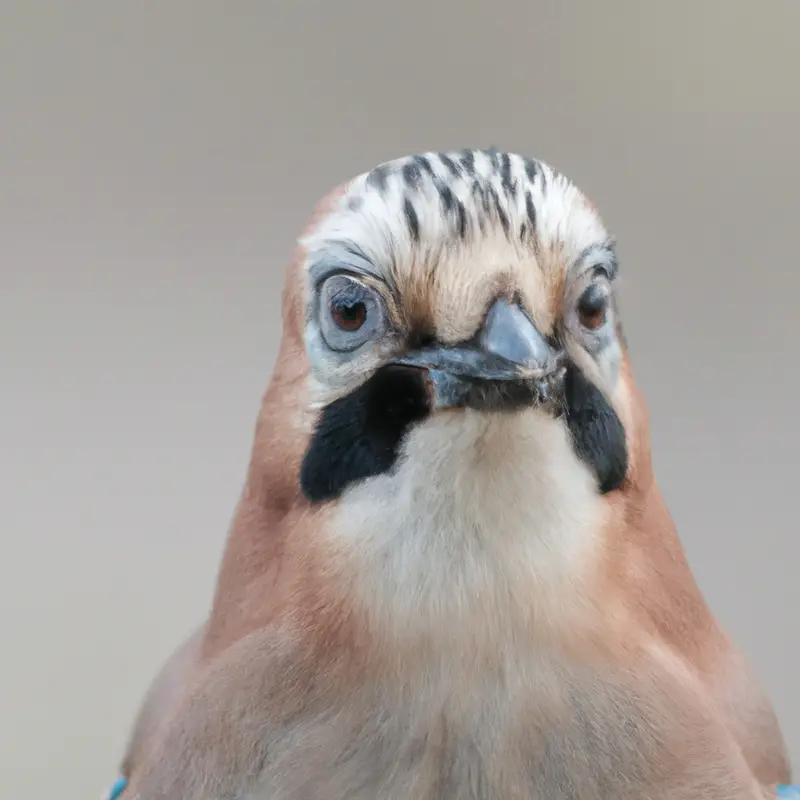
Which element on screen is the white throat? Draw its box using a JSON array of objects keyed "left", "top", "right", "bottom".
[{"left": 324, "top": 409, "right": 608, "bottom": 652}]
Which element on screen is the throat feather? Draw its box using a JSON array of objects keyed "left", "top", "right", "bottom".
[{"left": 321, "top": 412, "right": 606, "bottom": 650}]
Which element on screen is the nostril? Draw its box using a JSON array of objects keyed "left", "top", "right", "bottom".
[{"left": 406, "top": 328, "right": 436, "bottom": 350}]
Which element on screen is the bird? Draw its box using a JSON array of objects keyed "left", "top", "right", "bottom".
[{"left": 108, "top": 148, "right": 793, "bottom": 799}]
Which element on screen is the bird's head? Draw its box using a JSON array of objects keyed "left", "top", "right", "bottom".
[
  {"left": 276, "top": 150, "right": 642, "bottom": 506},
  {"left": 234, "top": 149, "right": 655, "bottom": 648}
]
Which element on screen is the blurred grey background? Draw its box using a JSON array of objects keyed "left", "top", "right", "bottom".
[{"left": 1, "top": 2, "right": 798, "bottom": 797}]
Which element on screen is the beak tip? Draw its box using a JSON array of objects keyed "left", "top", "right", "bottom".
[{"left": 481, "top": 299, "right": 557, "bottom": 374}]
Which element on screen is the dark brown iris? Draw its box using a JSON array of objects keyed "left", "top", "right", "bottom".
[{"left": 330, "top": 300, "right": 367, "bottom": 331}]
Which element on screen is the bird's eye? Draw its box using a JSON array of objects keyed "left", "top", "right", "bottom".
[
  {"left": 330, "top": 298, "right": 368, "bottom": 332},
  {"left": 318, "top": 274, "right": 386, "bottom": 352},
  {"left": 576, "top": 283, "right": 610, "bottom": 331}
]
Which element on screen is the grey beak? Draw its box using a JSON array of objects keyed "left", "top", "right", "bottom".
[
  {"left": 391, "top": 299, "right": 565, "bottom": 409},
  {"left": 478, "top": 299, "right": 560, "bottom": 377}
]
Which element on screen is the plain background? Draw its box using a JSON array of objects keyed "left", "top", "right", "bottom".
[{"left": 2, "top": 2, "right": 798, "bottom": 797}]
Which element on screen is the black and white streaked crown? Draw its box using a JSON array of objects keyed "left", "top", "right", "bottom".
[{"left": 302, "top": 148, "right": 614, "bottom": 287}]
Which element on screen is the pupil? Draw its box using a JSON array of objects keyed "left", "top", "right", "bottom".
[{"left": 341, "top": 304, "right": 359, "bottom": 319}]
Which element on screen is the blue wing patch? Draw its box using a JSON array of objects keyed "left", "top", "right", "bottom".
[
  {"left": 105, "top": 776, "right": 127, "bottom": 799},
  {"left": 777, "top": 787, "right": 800, "bottom": 798}
]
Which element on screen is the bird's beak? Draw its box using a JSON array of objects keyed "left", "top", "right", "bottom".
[{"left": 391, "top": 299, "right": 566, "bottom": 410}]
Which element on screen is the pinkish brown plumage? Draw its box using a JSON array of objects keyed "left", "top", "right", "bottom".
[{"left": 115, "top": 149, "right": 790, "bottom": 799}]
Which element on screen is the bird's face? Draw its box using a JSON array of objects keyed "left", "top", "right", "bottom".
[{"left": 296, "top": 150, "right": 630, "bottom": 507}]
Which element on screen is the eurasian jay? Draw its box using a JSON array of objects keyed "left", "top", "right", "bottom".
[{"left": 108, "top": 149, "right": 794, "bottom": 799}]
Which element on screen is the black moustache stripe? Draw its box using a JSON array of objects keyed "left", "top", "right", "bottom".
[{"left": 300, "top": 363, "right": 628, "bottom": 503}]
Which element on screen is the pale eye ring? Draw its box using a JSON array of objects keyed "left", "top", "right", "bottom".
[{"left": 318, "top": 274, "right": 386, "bottom": 352}]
